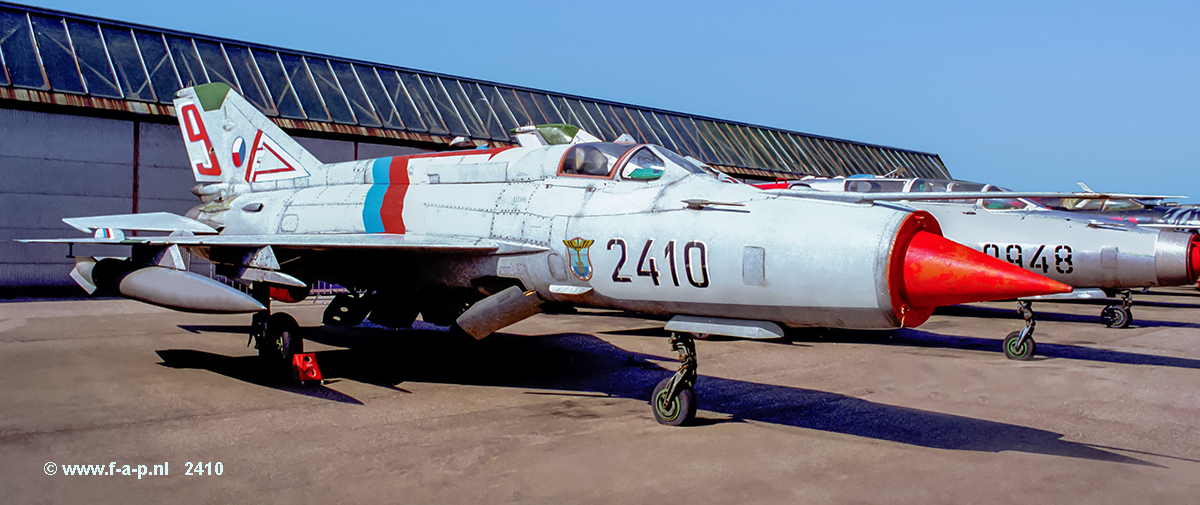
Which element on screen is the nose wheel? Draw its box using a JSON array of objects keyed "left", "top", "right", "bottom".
[
  {"left": 652, "top": 332, "right": 699, "bottom": 426},
  {"left": 1004, "top": 301, "right": 1038, "bottom": 361}
]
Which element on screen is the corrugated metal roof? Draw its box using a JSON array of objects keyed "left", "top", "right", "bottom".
[{"left": 0, "top": 1, "right": 950, "bottom": 179}]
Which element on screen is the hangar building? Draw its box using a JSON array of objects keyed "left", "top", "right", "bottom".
[{"left": 0, "top": 1, "right": 951, "bottom": 293}]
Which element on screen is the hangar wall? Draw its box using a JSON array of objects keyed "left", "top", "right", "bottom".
[
  {"left": 0, "top": 1, "right": 954, "bottom": 295},
  {"left": 0, "top": 2, "right": 950, "bottom": 181},
  {"left": 0, "top": 106, "right": 427, "bottom": 292}
]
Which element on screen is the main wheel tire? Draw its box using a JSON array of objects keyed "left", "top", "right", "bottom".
[
  {"left": 1101, "top": 306, "right": 1132, "bottom": 329},
  {"left": 651, "top": 377, "right": 696, "bottom": 426},
  {"left": 1002, "top": 330, "right": 1036, "bottom": 361},
  {"left": 323, "top": 293, "right": 369, "bottom": 327},
  {"left": 1117, "top": 307, "right": 1133, "bottom": 328},
  {"left": 259, "top": 312, "right": 302, "bottom": 371}
]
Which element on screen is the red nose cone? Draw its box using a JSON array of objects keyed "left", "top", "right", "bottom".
[{"left": 901, "top": 231, "right": 1073, "bottom": 309}]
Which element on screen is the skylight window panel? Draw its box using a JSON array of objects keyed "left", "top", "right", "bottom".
[
  {"left": 419, "top": 75, "right": 469, "bottom": 137},
  {"left": 251, "top": 49, "right": 304, "bottom": 119},
  {"left": 134, "top": 31, "right": 179, "bottom": 103},
  {"left": 397, "top": 71, "right": 447, "bottom": 135},
  {"left": 464, "top": 82, "right": 510, "bottom": 140},
  {"left": 529, "top": 92, "right": 562, "bottom": 123},
  {"left": 775, "top": 134, "right": 812, "bottom": 174},
  {"left": 224, "top": 45, "right": 275, "bottom": 115},
  {"left": 101, "top": 27, "right": 154, "bottom": 102},
  {"left": 549, "top": 95, "right": 581, "bottom": 129},
  {"left": 628, "top": 109, "right": 663, "bottom": 145},
  {"left": 29, "top": 14, "right": 84, "bottom": 94},
  {"left": 606, "top": 106, "right": 645, "bottom": 143},
  {"left": 305, "top": 57, "right": 356, "bottom": 124},
  {"left": 164, "top": 36, "right": 206, "bottom": 88},
  {"left": 64, "top": 21, "right": 121, "bottom": 98},
  {"left": 496, "top": 87, "right": 531, "bottom": 127},
  {"left": 0, "top": 9, "right": 45, "bottom": 89},
  {"left": 678, "top": 117, "right": 719, "bottom": 165},
  {"left": 353, "top": 64, "right": 402, "bottom": 129},
  {"left": 511, "top": 90, "right": 547, "bottom": 125},
  {"left": 805, "top": 138, "right": 838, "bottom": 174},
  {"left": 579, "top": 101, "right": 618, "bottom": 141},
  {"left": 443, "top": 78, "right": 488, "bottom": 139},
  {"left": 695, "top": 120, "right": 740, "bottom": 167},
  {"left": 329, "top": 60, "right": 380, "bottom": 127},
  {"left": 762, "top": 129, "right": 800, "bottom": 171},
  {"left": 278, "top": 53, "right": 329, "bottom": 122},
  {"left": 563, "top": 98, "right": 603, "bottom": 140},
  {"left": 645, "top": 111, "right": 682, "bottom": 153},
  {"left": 747, "top": 128, "right": 784, "bottom": 170},
  {"left": 377, "top": 69, "right": 427, "bottom": 132},
  {"left": 716, "top": 123, "right": 756, "bottom": 167},
  {"left": 191, "top": 40, "right": 237, "bottom": 90}
]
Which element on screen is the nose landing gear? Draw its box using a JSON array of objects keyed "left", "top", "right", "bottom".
[
  {"left": 1003, "top": 300, "right": 1037, "bottom": 361},
  {"left": 652, "top": 332, "right": 699, "bottom": 426}
]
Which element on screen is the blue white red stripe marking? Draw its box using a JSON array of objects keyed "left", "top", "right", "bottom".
[
  {"left": 361, "top": 147, "right": 515, "bottom": 234},
  {"left": 363, "top": 157, "right": 391, "bottom": 233}
]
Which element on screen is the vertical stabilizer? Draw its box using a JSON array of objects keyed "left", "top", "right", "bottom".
[{"left": 173, "top": 83, "right": 321, "bottom": 185}]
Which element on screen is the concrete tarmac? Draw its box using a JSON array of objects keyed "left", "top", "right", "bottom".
[{"left": 1, "top": 290, "right": 1199, "bottom": 504}]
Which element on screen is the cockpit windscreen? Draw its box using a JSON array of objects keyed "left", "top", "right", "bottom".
[{"left": 560, "top": 143, "right": 637, "bottom": 177}]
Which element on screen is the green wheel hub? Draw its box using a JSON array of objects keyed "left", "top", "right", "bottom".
[{"left": 655, "top": 388, "right": 682, "bottom": 422}]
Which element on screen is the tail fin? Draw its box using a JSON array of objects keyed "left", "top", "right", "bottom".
[{"left": 173, "top": 83, "right": 321, "bottom": 184}]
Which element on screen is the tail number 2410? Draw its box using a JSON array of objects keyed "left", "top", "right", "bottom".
[{"left": 606, "top": 238, "right": 709, "bottom": 288}]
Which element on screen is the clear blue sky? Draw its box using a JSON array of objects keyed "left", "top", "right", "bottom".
[{"left": 20, "top": 0, "right": 1200, "bottom": 201}]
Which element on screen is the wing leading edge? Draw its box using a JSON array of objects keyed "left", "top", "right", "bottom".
[{"left": 19, "top": 213, "right": 546, "bottom": 255}]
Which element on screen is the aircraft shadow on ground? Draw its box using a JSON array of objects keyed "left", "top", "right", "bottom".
[
  {"left": 810, "top": 328, "right": 1200, "bottom": 370},
  {"left": 1132, "top": 299, "right": 1200, "bottom": 310},
  {"left": 935, "top": 304, "right": 1200, "bottom": 330},
  {"left": 162, "top": 324, "right": 1167, "bottom": 467},
  {"left": 155, "top": 349, "right": 365, "bottom": 405}
]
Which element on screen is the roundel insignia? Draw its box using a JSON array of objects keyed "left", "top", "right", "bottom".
[{"left": 231, "top": 137, "right": 246, "bottom": 167}]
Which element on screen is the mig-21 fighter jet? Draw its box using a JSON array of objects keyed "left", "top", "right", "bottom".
[
  {"left": 1030, "top": 183, "right": 1200, "bottom": 232},
  {"left": 20, "top": 85, "right": 1071, "bottom": 425},
  {"left": 755, "top": 176, "right": 1200, "bottom": 360}
]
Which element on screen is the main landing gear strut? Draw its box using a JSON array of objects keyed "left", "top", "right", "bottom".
[
  {"left": 1100, "top": 290, "right": 1133, "bottom": 329},
  {"left": 651, "top": 332, "right": 699, "bottom": 426},
  {"left": 249, "top": 284, "right": 303, "bottom": 373}
]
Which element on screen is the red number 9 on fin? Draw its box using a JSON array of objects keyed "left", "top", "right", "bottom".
[{"left": 180, "top": 103, "right": 222, "bottom": 177}]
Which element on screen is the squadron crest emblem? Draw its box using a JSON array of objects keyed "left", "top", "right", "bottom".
[{"left": 562, "top": 238, "right": 595, "bottom": 281}]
